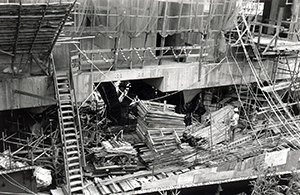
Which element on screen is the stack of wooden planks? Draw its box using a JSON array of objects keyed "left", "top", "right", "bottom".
[
  {"left": 192, "top": 105, "right": 234, "bottom": 146},
  {"left": 136, "top": 101, "right": 185, "bottom": 152},
  {"left": 135, "top": 100, "right": 186, "bottom": 167},
  {"left": 136, "top": 100, "right": 185, "bottom": 129}
]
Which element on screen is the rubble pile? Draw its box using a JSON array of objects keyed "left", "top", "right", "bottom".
[
  {"left": 88, "top": 136, "right": 139, "bottom": 176},
  {"left": 0, "top": 150, "right": 27, "bottom": 169}
]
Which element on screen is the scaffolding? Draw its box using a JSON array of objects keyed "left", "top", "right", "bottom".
[
  {"left": 62, "top": 0, "right": 241, "bottom": 69},
  {"left": 228, "top": 0, "right": 300, "bottom": 149}
]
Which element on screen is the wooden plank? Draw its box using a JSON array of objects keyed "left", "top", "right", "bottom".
[
  {"left": 97, "top": 184, "right": 111, "bottom": 195},
  {"left": 127, "top": 179, "right": 141, "bottom": 189},
  {"left": 118, "top": 180, "right": 133, "bottom": 192},
  {"left": 111, "top": 182, "right": 122, "bottom": 193},
  {"left": 86, "top": 183, "right": 101, "bottom": 195}
]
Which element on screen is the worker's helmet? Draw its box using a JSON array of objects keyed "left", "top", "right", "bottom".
[{"left": 234, "top": 108, "right": 239, "bottom": 112}]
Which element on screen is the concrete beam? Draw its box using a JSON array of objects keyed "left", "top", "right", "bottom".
[{"left": 0, "top": 58, "right": 293, "bottom": 111}]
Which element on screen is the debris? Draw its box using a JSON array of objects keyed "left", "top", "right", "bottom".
[
  {"left": 89, "top": 134, "right": 139, "bottom": 176},
  {"left": 0, "top": 150, "right": 27, "bottom": 169},
  {"left": 34, "top": 166, "right": 52, "bottom": 187}
]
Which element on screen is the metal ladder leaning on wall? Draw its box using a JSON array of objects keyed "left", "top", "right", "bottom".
[{"left": 53, "top": 64, "right": 85, "bottom": 194}]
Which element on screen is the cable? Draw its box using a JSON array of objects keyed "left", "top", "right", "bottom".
[{"left": 0, "top": 191, "right": 33, "bottom": 195}]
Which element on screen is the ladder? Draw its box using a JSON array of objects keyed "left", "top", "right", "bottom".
[{"left": 53, "top": 69, "right": 84, "bottom": 194}]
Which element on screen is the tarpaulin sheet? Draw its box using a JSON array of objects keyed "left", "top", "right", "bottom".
[{"left": 74, "top": 0, "right": 239, "bottom": 38}]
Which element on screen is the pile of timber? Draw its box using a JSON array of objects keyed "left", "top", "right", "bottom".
[
  {"left": 193, "top": 105, "right": 234, "bottom": 145},
  {"left": 136, "top": 100, "right": 185, "bottom": 129},
  {"left": 90, "top": 139, "right": 139, "bottom": 176},
  {"left": 136, "top": 143, "right": 192, "bottom": 168},
  {"left": 135, "top": 100, "right": 185, "bottom": 166},
  {"left": 136, "top": 100, "right": 185, "bottom": 151}
]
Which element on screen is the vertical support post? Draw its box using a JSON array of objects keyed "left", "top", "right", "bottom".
[
  {"left": 130, "top": 37, "right": 133, "bottom": 69},
  {"left": 210, "top": 113, "right": 213, "bottom": 149},
  {"left": 257, "top": 25, "right": 262, "bottom": 50},
  {"left": 2, "top": 132, "right": 5, "bottom": 151},
  {"left": 114, "top": 37, "right": 120, "bottom": 69},
  {"left": 198, "top": 34, "right": 204, "bottom": 81},
  {"left": 159, "top": 1, "right": 169, "bottom": 65},
  {"left": 177, "top": 1, "right": 183, "bottom": 31},
  {"left": 267, "top": 0, "right": 284, "bottom": 34},
  {"left": 274, "top": 7, "right": 284, "bottom": 48},
  {"left": 159, "top": 37, "right": 165, "bottom": 65},
  {"left": 163, "top": 100, "right": 167, "bottom": 112},
  {"left": 271, "top": 57, "right": 279, "bottom": 83},
  {"left": 142, "top": 33, "right": 149, "bottom": 68},
  {"left": 9, "top": 146, "right": 12, "bottom": 169},
  {"left": 91, "top": 39, "right": 94, "bottom": 96}
]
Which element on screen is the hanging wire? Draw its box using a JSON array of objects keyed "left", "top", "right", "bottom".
[
  {"left": 119, "top": 49, "right": 131, "bottom": 61},
  {"left": 171, "top": 48, "right": 183, "bottom": 59}
]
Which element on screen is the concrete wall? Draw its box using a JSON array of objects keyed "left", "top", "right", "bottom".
[{"left": 0, "top": 76, "right": 55, "bottom": 110}]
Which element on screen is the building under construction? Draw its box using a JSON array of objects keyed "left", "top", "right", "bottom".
[{"left": 1, "top": 0, "right": 300, "bottom": 194}]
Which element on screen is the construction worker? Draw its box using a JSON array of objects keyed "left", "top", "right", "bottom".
[{"left": 229, "top": 107, "right": 239, "bottom": 142}]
